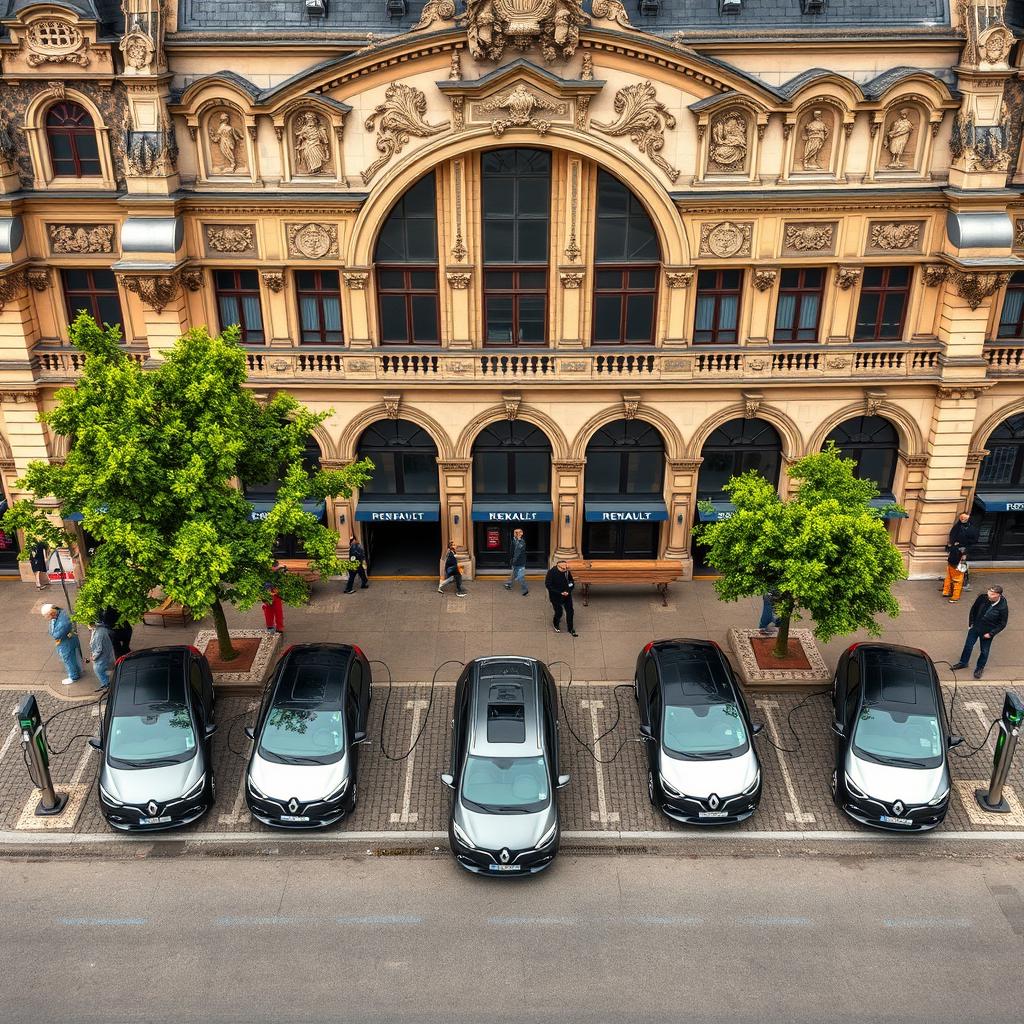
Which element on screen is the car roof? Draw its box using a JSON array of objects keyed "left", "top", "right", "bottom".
[
  {"left": 650, "top": 640, "right": 735, "bottom": 705},
  {"left": 858, "top": 645, "right": 939, "bottom": 715},
  {"left": 270, "top": 644, "right": 352, "bottom": 711},
  {"left": 112, "top": 648, "right": 189, "bottom": 713},
  {"left": 467, "top": 657, "right": 544, "bottom": 758}
]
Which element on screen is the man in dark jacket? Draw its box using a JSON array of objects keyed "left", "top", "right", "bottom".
[
  {"left": 438, "top": 541, "right": 466, "bottom": 597},
  {"left": 953, "top": 585, "right": 1009, "bottom": 679},
  {"left": 101, "top": 606, "right": 133, "bottom": 660},
  {"left": 545, "top": 560, "right": 577, "bottom": 637},
  {"left": 946, "top": 512, "right": 979, "bottom": 592},
  {"left": 344, "top": 535, "right": 369, "bottom": 594},
  {"left": 29, "top": 543, "right": 48, "bottom": 591},
  {"left": 503, "top": 527, "right": 529, "bottom": 596}
]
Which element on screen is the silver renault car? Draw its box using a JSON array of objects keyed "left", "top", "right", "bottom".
[{"left": 442, "top": 657, "right": 569, "bottom": 875}]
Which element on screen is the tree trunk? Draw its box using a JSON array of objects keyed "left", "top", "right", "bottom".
[
  {"left": 211, "top": 597, "right": 237, "bottom": 662},
  {"left": 772, "top": 611, "right": 792, "bottom": 659}
]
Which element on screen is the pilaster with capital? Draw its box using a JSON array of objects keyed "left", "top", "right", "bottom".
[
  {"left": 438, "top": 459, "right": 474, "bottom": 575},
  {"left": 663, "top": 458, "right": 703, "bottom": 576},
  {"left": 0, "top": 271, "right": 40, "bottom": 368},
  {"left": 551, "top": 459, "right": 586, "bottom": 560}
]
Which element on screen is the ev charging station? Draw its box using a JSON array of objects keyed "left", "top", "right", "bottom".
[
  {"left": 17, "top": 693, "right": 68, "bottom": 816},
  {"left": 975, "top": 691, "right": 1024, "bottom": 814}
]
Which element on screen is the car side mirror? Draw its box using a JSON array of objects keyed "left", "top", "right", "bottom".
[
  {"left": 831, "top": 721, "right": 845, "bottom": 738},
  {"left": 751, "top": 722, "right": 764, "bottom": 736},
  {"left": 205, "top": 724, "right": 218, "bottom": 739},
  {"left": 244, "top": 726, "right": 255, "bottom": 741},
  {"left": 948, "top": 735, "right": 964, "bottom": 749},
  {"left": 557, "top": 774, "right": 571, "bottom": 789},
  {"left": 639, "top": 724, "right": 653, "bottom": 739},
  {"left": 353, "top": 731, "right": 370, "bottom": 744},
  {"left": 440, "top": 773, "right": 454, "bottom": 789},
  {"left": 88, "top": 736, "right": 103, "bottom": 751}
]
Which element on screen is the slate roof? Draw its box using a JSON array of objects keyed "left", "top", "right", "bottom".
[{"left": 2, "top": 0, "right": 123, "bottom": 30}]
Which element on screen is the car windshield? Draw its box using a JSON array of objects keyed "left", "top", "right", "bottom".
[
  {"left": 662, "top": 702, "right": 748, "bottom": 759},
  {"left": 259, "top": 708, "right": 345, "bottom": 765},
  {"left": 108, "top": 703, "right": 196, "bottom": 768},
  {"left": 461, "top": 755, "right": 549, "bottom": 813},
  {"left": 853, "top": 707, "right": 944, "bottom": 768}
]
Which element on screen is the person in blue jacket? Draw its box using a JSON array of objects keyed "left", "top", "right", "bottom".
[{"left": 41, "top": 603, "right": 82, "bottom": 686}]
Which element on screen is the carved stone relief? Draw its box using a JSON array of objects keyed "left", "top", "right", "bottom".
[
  {"left": 798, "top": 107, "right": 833, "bottom": 171},
  {"left": 867, "top": 221, "right": 923, "bottom": 253},
  {"left": 699, "top": 222, "right": 753, "bottom": 259},
  {"left": 783, "top": 222, "right": 835, "bottom": 255},
  {"left": 180, "top": 267, "right": 204, "bottom": 292},
  {"left": 0, "top": 270, "right": 27, "bottom": 310},
  {"left": 880, "top": 107, "right": 919, "bottom": 171},
  {"left": 25, "top": 19, "right": 90, "bottom": 67},
  {"left": 665, "top": 271, "right": 694, "bottom": 288},
  {"left": 447, "top": 271, "right": 472, "bottom": 289},
  {"left": 286, "top": 222, "right": 338, "bottom": 260},
  {"left": 27, "top": 269, "right": 50, "bottom": 291},
  {"left": 835, "top": 266, "right": 862, "bottom": 290},
  {"left": 362, "top": 83, "right": 449, "bottom": 185},
  {"left": 47, "top": 224, "right": 115, "bottom": 255},
  {"left": 753, "top": 270, "right": 777, "bottom": 292},
  {"left": 343, "top": 272, "right": 369, "bottom": 290},
  {"left": 412, "top": 0, "right": 456, "bottom": 30},
  {"left": 119, "top": 272, "right": 179, "bottom": 313},
  {"left": 950, "top": 104, "right": 1011, "bottom": 172},
  {"left": 592, "top": 0, "right": 637, "bottom": 30},
  {"left": 559, "top": 271, "right": 584, "bottom": 288},
  {"left": 204, "top": 224, "right": 257, "bottom": 257},
  {"left": 260, "top": 271, "right": 284, "bottom": 293},
  {"left": 950, "top": 269, "right": 1010, "bottom": 310},
  {"left": 923, "top": 265, "right": 948, "bottom": 287},
  {"left": 206, "top": 108, "right": 247, "bottom": 175},
  {"left": 465, "top": 0, "right": 587, "bottom": 63},
  {"left": 593, "top": 82, "right": 679, "bottom": 183},
  {"left": 292, "top": 110, "right": 332, "bottom": 175},
  {"left": 480, "top": 84, "right": 565, "bottom": 136},
  {"left": 707, "top": 109, "right": 749, "bottom": 173}
]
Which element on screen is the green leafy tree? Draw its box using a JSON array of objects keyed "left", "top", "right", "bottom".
[
  {"left": 0, "top": 313, "right": 372, "bottom": 660},
  {"left": 697, "top": 442, "right": 906, "bottom": 658}
]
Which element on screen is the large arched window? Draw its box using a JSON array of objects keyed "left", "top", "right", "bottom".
[
  {"left": 825, "top": 416, "right": 899, "bottom": 493},
  {"left": 592, "top": 172, "right": 660, "bottom": 345},
  {"left": 375, "top": 172, "right": 440, "bottom": 345},
  {"left": 46, "top": 101, "right": 101, "bottom": 178},
  {"left": 482, "top": 149, "right": 550, "bottom": 346},
  {"left": 698, "top": 418, "right": 782, "bottom": 500},
  {"left": 357, "top": 419, "right": 440, "bottom": 496},
  {"left": 979, "top": 414, "right": 1024, "bottom": 490},
  {"left": 585, "top": 419, "right": 664, "bottom": 496},
  {"left": 472, "top": 421, "right": 551, "bottom": 496},
  {"left": 974, "top": 413, "right": 1024, "bottom": 561}
]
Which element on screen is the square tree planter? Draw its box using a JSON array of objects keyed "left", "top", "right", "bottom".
[
  {"left": 193, "top": 627, "right": 281, "bottom": 694},
  {"left": 727, "top": 627, "right": 830, "bottom": 688}
]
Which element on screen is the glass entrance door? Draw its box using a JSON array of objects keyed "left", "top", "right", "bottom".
[{"left": 474, "top": 522, "right": 549, "bottom": 571}]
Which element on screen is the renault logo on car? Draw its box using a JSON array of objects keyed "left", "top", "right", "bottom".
[
  {"left": 288, "top": 798, "right": 300, "bottom": 814},
  {"left": 146, "top": 801, "right": 158, "bottom": 816},
  {"left": 892, "top": 800, "right": 905, "bottom": 816},
  {"left": 499, "top": 848, "right": 511, "bottom": 864},
  {"left": 708, "top": 793, "right": 720, "bottom": 810}
]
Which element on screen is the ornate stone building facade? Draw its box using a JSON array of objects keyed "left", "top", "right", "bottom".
[{"left": 3, "top": 0, "right": 1024, "bottom": 578}]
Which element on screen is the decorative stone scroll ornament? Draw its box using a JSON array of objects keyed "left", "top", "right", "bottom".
[
  {"left": 119, "top": 273, "right": 179, "bottom": 313},
  {"left": 382, "top": 393, "right": 402, "bottom": 419},
  {"left": 592, "top": 0, "right": 637, "bottom": 30},
  {"left": 464, "top": 0, "right": 587, "bottom": 64},
  {"left": 180, "top": 267, "right": 204, "bottom": 292},
  {"left": 923, "top": 264, "right": 948, "bottom": 287},
  {"left": 708, "top": 110, "right": 748, "bottom": 170},
  {"left": 287, "top": 223, "right": 338, "bottom": 260},
  {"left": 865, "top": 390, "right": 887, "bottom": 418},
  {"left": 699, "top": 222, "right": 752, "bottom": 259},
  {"left": 25, "top": 19, "right": 90, "bottom": 67},
  {"left": 593, "top": 82, "right": 679, "bottom": 183},
  {"left": 665, "top": 271, "right": 693, "bottom": 289},
  {"left": 949, "top": 269, "right": 1011, "bottom": 310},
  {"left": 784, "top": 223, "right": 833, "bottom": 252},
  {"left": 0, "top": 271, "right": 27, "bottom": 311},
  {"left": 559, "top": 271, "right": 584, "bottom": 288},
  {"left": 870, "top": 222, "right": 921, "bottom": 251},
  {"left": 449, "top": 50, "right": 463, "bottom": 80},
  {"left": 742, "top": 392, "right": 764, "bottom": 420},
  {"left": 580, "top": 53, "right": 594, "bottom": 81},
  {"left": 205, "top": 224, "right": 256, "bottom": 255},
  {"left": 452, "top": 160, "right": 468, "bottom": 261},
  {"left": 362, "top": 83, "right": 449, "bottom": 185},
  {"left": 27, "top": 269, "right": 50, "bottom": 291},
  {"left": 413, "top": 0, "right": 457, "bottom": 30},
  {"left": 481, "top": 84, "right": 562, "bottom": 136},
  {"left": 260, "top": 271, "right": 285, "bottom": 293},
  {"left": 622, "top": 393, "right": 641, "bottom": 420},
  {"left": 502, "top": 392, "right": 522, "bottom": 420},
  {"left": 47, "top": 224, "right": 115, "bottom": 255},
  {"left": 835, "top": 266, "right": 862, "bottom": 290},
  {"left": 447, "top": 271, "right": 472, "bottom": 289},
  {"left": 753, "top": 269, "right": 777, "bottom": 292},
  {"left": 1015, "top": 218, "right": 1024, "bottom": 250},
  {"left": 343, "top": 272, "right": 369, "bottom": 289}
]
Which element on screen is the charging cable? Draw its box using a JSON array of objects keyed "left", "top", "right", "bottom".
[
  {"left": 933, "top": 660, "right": 1001, "bottom": 760},
  {"left": 549, "top": 660, "right": 634, "bottom": 765},
  {"left": 40, "top": 695, "right": 105, "bottom": 757},
  {"left": 374, "top": 658, "right": 461, "bottom": 762},
  {"left": 752, "top": 687, "right": 831, "bottom": 755}
]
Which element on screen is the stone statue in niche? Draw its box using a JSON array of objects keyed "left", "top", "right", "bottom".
[
  {"left": 293, "top": 111, "right": 330, "bottom": 175},
  {"left": 884, "top": 108, "right": 915, "bottom": 169},
  {"left": 708, "top": 110, "right": 747, "bottom": 170},
  {"left": 208, "top": 110, "right": 245, "bottom": 174},
  {"left": 801, "top": 108, "right": 830, "bottom": 170}
]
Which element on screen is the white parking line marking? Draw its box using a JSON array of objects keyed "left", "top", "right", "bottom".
[
  {"left": 631, "top": 915, "right": 704, "bottom": 926},
  {"left": 219, "top": 702, "right": 259, "bottom": 825},
  {"left": 883, "top": 917, "right": 971, "bottom": 930},
  {"left": 335, "top": 915, "right": 423, "bottom": 926},
  {"left": 0, "top": 704, "right": 19, "bottom": 765},
  {"left": 738, "top": 915, "right": 812, "bottom": 927},
  {"left": 581, "top": 699, "right": 620, "bottom": 825},
  {"left": 487, "top": 916, "right": 574, "bottom": 926},
  {"left": 68, "top": 738, "right": 96, "bottom": 788},
  {"left": 965, "top": 702, "right": 997, "bottom": 756},
  {"left": 59, "top": 917, "right": 146, "bottom": 926},
  {"left": 390, "top": 699, "right": 429, "bottom": 824},
  {"left": 755, "top": 700, "right": 815, "bottom": 824}
]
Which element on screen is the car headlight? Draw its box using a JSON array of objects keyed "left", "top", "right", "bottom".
[
  {"left": 741, "top": 769, "right": 762, "bottom": 796},
  {"left": 928, "top": 784, "right": 951, "bottom": 807},
  {"left": 98, "top": 783, "right": 122, "bottom": 807},
  {"left": 246, "top": 775, "right": 267, "bottom": 800},
  {"left": 452, "top": 820, "right": 476, "bottom": 850},
  {"left": 324, "top": 777, "right": 349, "bottom": 803},
  {"left": 182, "top": 774, "right": 206, "bottom": 801},
  {"left": 659, "top": 773, "right": 683, "bottom": 799},
  {"left": 844, "top": 773, "right": 867, "bottom": 799},
  {"left": 535, "top": 821, "right": 558, "bottom": 849}
]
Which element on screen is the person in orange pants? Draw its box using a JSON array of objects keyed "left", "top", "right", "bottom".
[
  {"left": 261, "top": 560, "right": 285, "bottom": 632},
  {"left": 942, "top": 546, "right": 967, "bottom": 604}
]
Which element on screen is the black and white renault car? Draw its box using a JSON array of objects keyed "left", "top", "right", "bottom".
[
  {"left": 442, "top": 657, "right": 569, "bottom": 875},
  {"left": 93, "top": 646, "right": 217, "bottom": 831},
  {"left": 635, "top": 639, "right": 762, "bottom": 824},
  {"left": 831, "top": 643, "right": 960, "bottom": 832},
  {"left": 245, "top": 643, "right": 370, "bottom": 828}
]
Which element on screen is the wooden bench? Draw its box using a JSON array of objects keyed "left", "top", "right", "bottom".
[
  {"left": 142, "top": 596, "right": 193, "bottom": 628},
  {"left": 276, "top": 558, "right": 319, "bottom": 584},
  {"left": 564, "top": 559, "right": 683, "bottom": 607}
]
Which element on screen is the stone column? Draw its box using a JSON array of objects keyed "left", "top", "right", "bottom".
[
  {"left": 438, "top": 459, "right": 473, "bottom": 577},
  {"left": 662, "top": 270, "right": 693, "bottom": 346},
  {"left": 343, "top": 271, "right": 372, "bottom": 348},
  {"left": 895, "top": 453, "right": 930, "bottom": 551},
  {"left": 664, "top": 458, "right": 702, "bottom": 580},
  {"left": 551, "top": 459, "right": 585, "bottom": 561},
  {"left": 117, "top": 273, "right": 189, "bottom": 359}
]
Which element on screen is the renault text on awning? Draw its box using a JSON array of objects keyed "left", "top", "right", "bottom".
[
  {"left": 249, "top": 499, "right": 327, "bottom": 522},
  {"left": 355, "top": 501, "right": 441, "bottom": 522},
  {"left": 584, "top": 500, "right": 668, "bottom": 522},
  {"left": 974, "top": 492, "right": 1024, "bottom": 513},
  {"left": 470, "top": 501, "right": 554, "bottom": 522},
  {"left": 697, "top": 501, "right": 736, "bottom": 523}
]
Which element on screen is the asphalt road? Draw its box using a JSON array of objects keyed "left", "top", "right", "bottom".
[{"left": 3, "top": 852, "right": 1023, "bottom": 1023}]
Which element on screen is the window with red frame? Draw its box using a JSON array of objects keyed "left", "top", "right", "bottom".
[
  {"left": 694, "top": 269, "right": 742, "bottom": 344},
  {"left": 62, "top": 269, "right": 122, "bottom": 330},
  {"left": 46, "top": 102, "right": 101, "bottom": 177},
  {"left": 296, "top": 270, "right": 342, "bottom": 344},
  {"left": 773, "top": 267, "right": 825, "bottom": 343},
  {"left": 997, "top": 271, "right": 1024, "bottom": 339},
  {"left": 854, "top": 266, "right": 911, "bottom": 341},
  {"left": 215, "top": 269, "right": 265, "bottom": 344}
]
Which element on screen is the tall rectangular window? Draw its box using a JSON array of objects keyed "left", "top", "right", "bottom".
[
  {"left": 295, "top": 270, "right": 342, "bottom": 344},
  {"left": 854, "top": 266, "right": 911, "bottom": 341},
  {"left": 378, "top": 269, "right": 440, "bottom": 345},
  {"left": 62, "top": 269, "right": 122, "bottom": 330},
  {"left": 483, "top": 270, "right": 547, "bottom": 345},
  {"left": 997, "top": 271, "right": 1024, "bottom": 339},
  {"left": 694, "top": 269, "right": 742, "bottom": 344},
  {"left": 215, "top": 269, "right": 265, "bottom": 344},
  {"left": 774, "top": 267, "right": 824, "bottom": 343},
  {"left": 592, "top": 268, "right": 658, "bottom": 344}
]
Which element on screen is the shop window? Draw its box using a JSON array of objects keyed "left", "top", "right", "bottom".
[
  {"left": 774, "top": 268, "right": 824, "bottom": 343},
  {"left": 592, "top": 171, "right": 659, "bottom": 345},
  {"left": 585, "top": 419, "right": 664, "bottom": 496},
  {"left": 296, "top": 270, "right": 342, "bottom": 345},
  {"left": 357, "top": 419, "right": 439, "bottom": 497},
  {"left": 854, "top": 266, "right": 911, "bottom": 341},
  {"left": 483, "top": 149, "right": 550, "bottom": 346},
  {"left": 46, "top": 102, "right": 101, "bottom": 178},
  {"left": 698, "top": 417, "right": 782, "bottom": 499},
  {"left": 694, "top": 269, "right": 742, "bottom": 344},
  {"left": 215, "top": 269, "right": 264, "bottom": 344},
  {"left": 997, "top": 271, "right": 1024, "bottom": 339},
  {"left": 375, "top": 172, "right": 440, "bottom": 345},
  {"left": 825, "top": 416, "right": 899, "bottom": 493},
  {"left": 472, "top": 420, "right": 551, "bottom": 496},
  {"left": 62, "top": 269, "right": 122, "bottom": 331}
]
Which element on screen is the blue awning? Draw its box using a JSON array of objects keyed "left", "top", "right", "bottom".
[
  {"left": 974, "top": 492, "right": 1024, "bottom": 513},
  {"left": 584, "top": 500, "right": 668, "bottom": 523},
  {"left": 355, "top": 501, "right": 440, "bottom": 523},
  {"left": 249, "top": 499, "right": 326, "bottom": 522},
  {"left": 869, "top": 495, "right": 908, "bottom": 519},
  {"left": 64, "top": 505, "right": 108, "bottom": 523},
  {"left": 471, "top": 501, "right": 553, "bottom": 523},
  {"left": 698, "top": 501, "right": 736, "bottom": 523}
]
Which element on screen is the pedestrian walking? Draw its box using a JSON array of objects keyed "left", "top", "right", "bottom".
[
  {"left": 946, "top": 512, "right": 979, "bottom": 592},
  {"left": 101, "top": 606, "right": 133, "bottom": 659},
  {"left": 758, "top": 591, "right": 781, "bottom": 635},
  {"left": 89, "top": 620, "right": 115, "bottom": 691},
  {"left": 545, "top": 559, "right": 578, "bottom": 637},
  {"left": 942, "top": 545, "right": 968, "bottom": 603},
  {"left": 261, "top": 560, "right": 285, "bottom": 632},
  {"left": 41, "top": 603, "right": 82, "bottom": 686},
  {"left": 438, "top": 541, "right": 466, "bottom": 597},
  {"left": 503, "top": 527, "right": 529, "bottom": 596},
  {"left": 29, "top": 542, "right": 48, "bottom": 591},
  {"left": 344, "top": 536, "right": 369, "bottom": 594},
  {"left": 953, "top": 585, "right": 1008, "bottom": 680}
]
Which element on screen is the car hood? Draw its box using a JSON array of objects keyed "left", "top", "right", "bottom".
[
  {"left": 455, "top": 800, "right": 556, "bottom": 853},
  {"left": 102, "top": 753, "right": 203, "bottom": 805},
  {"left": 658, "top": 747, "right": 759, "bottom": 799},
  {"left": 845, "top": 750, "right": 948, "bottom": 806},
  {"left": 249, "top": 751, "right": 350, "bottom": 803}
]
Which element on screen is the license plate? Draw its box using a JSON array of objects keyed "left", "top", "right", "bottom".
[
  {"left": 489, "top": 864, "right": 521, "bottom": 872},
  {"left": 138, "top": 815, "right": 171, "bottom": 825},
  {"left": 880, "top": 814, "right": 913, "bottom": 826},
  {"left": 281, "top": 814, "right": 310, "bottom": 823},
  {"left": 699, "top": 810, "right": 729, "bottom": 818}
]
